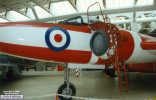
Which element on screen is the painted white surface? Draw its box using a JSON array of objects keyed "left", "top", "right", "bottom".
[
  {"left": 0, "top": 26, "right": 91, "bottom": 51},
  {"left": 127, "top": 31, "right": 156, "bottom": 63},
  {"left": 147, "top": 50, "right": 156, "bottom": 56},
  {"left": 88, "top": 53, "right": 99, "bottom": 64}
]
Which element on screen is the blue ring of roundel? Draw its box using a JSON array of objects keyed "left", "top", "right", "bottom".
[{"left": 45, "top": 26, "right": 71, "bottom": 51}]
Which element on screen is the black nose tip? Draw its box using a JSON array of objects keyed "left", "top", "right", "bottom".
[{"left": 90, "top": 30, "right": 109, "bottom": 56}]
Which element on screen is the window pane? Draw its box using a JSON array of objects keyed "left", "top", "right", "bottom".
[
  {"left": 50, "top": 1, "right": 76, "bottom": 16},
  {"left": 76, "top": 0, "right": 104, "bottom": 13},
  {"left": 0, "top": 18, "right": 9, "bottom": 23},
  {"left": 6, "top": 11, "right": 30, "bottom": 22},
  {"left": 34, "top": 6, "right": 52, "bottom": 19},
  {"left": 136, "top": 0, "right": 153, "bottom": 6},
  {"left": 26, "top": 8, "right": 36, "bottom": 20},
  {"left": 106, "top": 0, "right": 134, "bottom": 9}
]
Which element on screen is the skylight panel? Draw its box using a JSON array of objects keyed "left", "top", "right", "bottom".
[
  {"left": 26, "top": 8, "right": 36, "bottom": 20},
  {"left": 6, "top": 11, "right": 30, "bottom": 22},
  {"left": 0, "top": 18, "right": 9, "bottom": 23},
  {"left": 136, "top": 0, "right": 153, "bottom": 6},
  {"left": 0, "top": 12, "right": 6, "bottom": 18},
  {"left": 76, "top": 0, "right": 104, "bottom": 13},
  {"left": 34, "top": 6, "right": 52, "bottom": 19},
  {"left": 106, "top": 0, "right": 134, "bottom": 9},
  {"left": 50, "top": 1, "right": 76, "bottom": 16}
]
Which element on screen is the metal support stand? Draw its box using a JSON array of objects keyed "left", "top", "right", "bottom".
[
  {"left": 64, "top": 63, "right": 70, "bottom": 95},
  {"left": 1, "top": 67, "right": 7, "bottom": 79}
]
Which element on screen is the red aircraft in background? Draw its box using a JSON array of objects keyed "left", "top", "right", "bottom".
[{"left": 0, "top": 3, "right": 156, "bottom": 100}]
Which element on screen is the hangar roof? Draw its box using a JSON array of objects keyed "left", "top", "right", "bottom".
[{"left": 0, "top": 0, "right": 155, "bottom": 22}]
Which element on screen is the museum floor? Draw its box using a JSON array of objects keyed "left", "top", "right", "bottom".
[{"left": 0, "top": 70, "right": 156, "bottom": 100}]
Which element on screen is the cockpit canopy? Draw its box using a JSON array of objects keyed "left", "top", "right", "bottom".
[{"left": 58, "top": 16, "right": 100, "bottom": 26}]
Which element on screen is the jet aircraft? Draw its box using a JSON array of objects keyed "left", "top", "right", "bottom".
[{"left": 0, "top": 3, "right": 156, "bottom": 99}]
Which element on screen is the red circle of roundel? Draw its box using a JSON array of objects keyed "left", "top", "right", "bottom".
[{"left": 54, "top": 34, "right": 62, "bottom": 43}]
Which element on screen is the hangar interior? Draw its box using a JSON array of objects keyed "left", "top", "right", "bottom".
[{"left": 0, "top": 0, "right": 156, "bottom": 100}]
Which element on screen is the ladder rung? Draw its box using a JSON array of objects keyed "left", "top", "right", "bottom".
[
  {"left": 122, "top": 88, "right": 128, "bottom": 92},
  {"left": 121, "top": 82, "right": 126, "bottom": 85}
]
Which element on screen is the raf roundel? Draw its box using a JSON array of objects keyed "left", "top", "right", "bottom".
[{"left": 45, "top": 26, "right": 71, "bottom": 51}]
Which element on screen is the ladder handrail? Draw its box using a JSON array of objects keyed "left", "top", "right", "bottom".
[
  {"left": 87, "top": 2, "right": 105, "bottom": 27},
  {"left": 87, "top": 2, "right": 128, "bottom": 94}
]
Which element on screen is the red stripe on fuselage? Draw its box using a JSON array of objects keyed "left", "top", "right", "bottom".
[
  {"left": 141, "top": 34, "right": 156, "bottom": 50},
  {"left": 0, "top": 42, "right": 92, "bottom": 63},
  {"left": 0, "top": 22, "right": 91, "bottom": 34},
  {"left": 141, "top": 42, "right": 156, "bottom": 50},
  {"left": 128, "top": 63, "right": 156, "bottom": 73}
]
